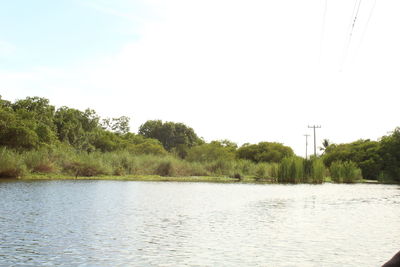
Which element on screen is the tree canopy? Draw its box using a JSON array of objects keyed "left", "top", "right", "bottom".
[
  {"left": 0, "top": 96, "right": 166, "bottom": 156},
  {"left": 138, "top": 120, "right": 203, "bottom": 156},
  {"left": 236, "top": 142, "right": 294, "bottom": 163},
  {"left": 186, "top": 140, "right": 237, "bottom": 162}
]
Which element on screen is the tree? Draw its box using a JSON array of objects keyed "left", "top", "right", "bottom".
[
  {"left": 102, "top": 116, "right": 130, "bottom": 134},
  {"left": 322, "top": 139, "right": 383, "bottom": 180},
  {"left": 236, "top": 142, "right": 294, "bottom": 163},
  {"left": 0, "top": 95, "right": 11, "bottom": 108},
  {"left": 12, "top": 97, "right": 55, "bottom": 129},
  {"left": 138, "top": 120, "right": 202, "bottom": 153},
  {"left": 0, "top": 99, "right": 48, "bottom": 149},
  {"left": 0, "top": 124, "right": 39, "bottom": 149},
  {"left": 319, "top": 139, "right": 331, "bottom": 154},
  {"left": 379, "top": 128, "right": 400, "bottom": 181},
  {"left": 186, "top": 140, "right": 236, "bottom": 162},
  {"left": 54, "top": 107, "right": 99, "bottom": 150}
]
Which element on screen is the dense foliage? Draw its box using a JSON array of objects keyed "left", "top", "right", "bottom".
[
  {"left": 236, "top": 142, "right": 294, "bottom": 163},
  {"left": 322, "top": 139, "right": 382, "bottom": 180},
  {"left": 0, "top": 96, "right": 167, "bottom": 155},
  {"left": 138, "top": 120, "right": 203, "bottom": 158},
  {"left": 322, "top": 132, "right": 400, "bottom": 182},
  {"left": 1, "top": 95, "right": 400, "bottom": 183}
]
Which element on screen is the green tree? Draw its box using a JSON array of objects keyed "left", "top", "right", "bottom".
[
  {"left": 12, "top": 97, "right": 56, "bottom": 129},
  {"left": 319, "top": 139, "right": 331, "bottom": 154},
  {"left": 54, "top": 107, "right": 99, "bottom": 150},
  {"left": 102, "top": 116, "right": 130, "bottom": 134},
  {"left": 9, "top": 97, "right": 58, "bottom": 147},
  {"left": 0, "top": 101, "right": 40, "bottom": 149},
  {"left": 186, "top": 140, "right": 236, "bottom": 162},
  {"left": 0, "top": 95, "right": 11, "bottom": 108},
  {"left": 138, "top": 120, "right": 202, "bottom": 153},
  {"left": 237, "top": 142, "right": 294, "bottom": 163},
  {"left": 122, "top": 133, "right": 167, "bottom": 155},
  {"left": 322, "top": 139, "right": 382, "bottom": 180},
  {"left": 379, "top": 128, "right": 400, "bottom": 181}
]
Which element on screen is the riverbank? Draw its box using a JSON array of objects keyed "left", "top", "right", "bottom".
[
  {"left": 4, "top": 174, "right": 271, "bottom": 183},
  {"left": 2, "top": 174, "right": 397, "bottom": 184}
]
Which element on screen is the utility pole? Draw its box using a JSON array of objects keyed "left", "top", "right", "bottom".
[
  {"left": 303, "top": 134, "right": 310, "bottom": 159},
  {"left": 308, "top": 125, "right": 321, "bottom": 157}
]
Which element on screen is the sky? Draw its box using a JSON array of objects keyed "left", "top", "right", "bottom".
[{"left": 1, "top": 0, "right": 399, "bottom": 156}]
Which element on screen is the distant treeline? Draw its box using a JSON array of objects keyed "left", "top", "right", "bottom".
[{"left": 0, "top": 96, "right": 399, "bottom": 183}]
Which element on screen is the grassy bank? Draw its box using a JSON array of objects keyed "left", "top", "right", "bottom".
[
  {"left": 0, "top": 147, "right": 277, "bottom": 183},
  {"left": 1, "top": 148, "right": 388, "bottom": 184}
]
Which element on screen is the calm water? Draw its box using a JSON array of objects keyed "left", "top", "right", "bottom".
[{"left": 0, "top": 181, "right": 399, "bottom": 267}]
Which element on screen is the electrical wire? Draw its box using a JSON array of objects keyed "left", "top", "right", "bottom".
[
  {"left": 359, "top": 0, "right": 377, "bottom": 48},
  {"left": 341, "top": 0, "right": 363, "bottom": 70}
]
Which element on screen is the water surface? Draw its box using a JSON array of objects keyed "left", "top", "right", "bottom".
[{"left": 0, "top": 181, "right": 399, "bottom": 266}]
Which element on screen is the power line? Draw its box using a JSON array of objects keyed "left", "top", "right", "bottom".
[
  {"left": 308, "top": 125, "right": 321, "bottom": 157},
  {"left": 341, "top": 0, "right": 363, "bottom": 69},
  {"left": 350, "top": 0, "right": 363, "bottom": 36},
  {"left": 359, "top": 0, "right": 377, "bottom": 49}
]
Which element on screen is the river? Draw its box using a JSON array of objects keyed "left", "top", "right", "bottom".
[{"left": 0, "top": 180, "right": 399, "bottom": 266}]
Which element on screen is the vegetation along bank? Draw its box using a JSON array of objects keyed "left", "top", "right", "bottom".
[{"left": 0, "top": 96, "right": 399, "bottom": 184}]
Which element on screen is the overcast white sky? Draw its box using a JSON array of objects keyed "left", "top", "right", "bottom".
[{"left": 1, "top": 0, "right": 399, "bottom": 155}]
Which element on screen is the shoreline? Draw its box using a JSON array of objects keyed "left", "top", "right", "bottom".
[
  {"left": 1, "top": 174, "right": 267, "bottom": 183},
  {"left": 1, "top": 174, "right": 397, "bottom": 184}
]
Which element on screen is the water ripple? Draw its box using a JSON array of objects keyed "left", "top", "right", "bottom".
[{"left": 0, "top": 181, "right": 399, "bottom": 266}]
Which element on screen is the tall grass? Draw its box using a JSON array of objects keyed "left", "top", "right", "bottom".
[
  {"left": 310, "top": 158, "right": 325, "bottom": 184},
  {"left": 330, "top": 161, "right": 362, "bottom": 183},
  {"left": 23, "top": 149, "right": 57, "bottom": 173},
  {"left": 0, "top": 145, "right": 331, "bottom": 183},
  {"left": 63, "top": 152, "right": 113, "bottom": 177},
  {"left": 278, "top": 156, "right": 304, "bottom": 183},
  {"left": 0, "top": 148, "right": 26, "bottom": 178},
  {"left": 278, "top": 156, "right": 326, "bottom": 184}
]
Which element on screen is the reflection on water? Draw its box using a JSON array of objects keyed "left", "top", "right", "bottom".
[{"left": 0, "top": 181, "right": 399, "bottom": 266}]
